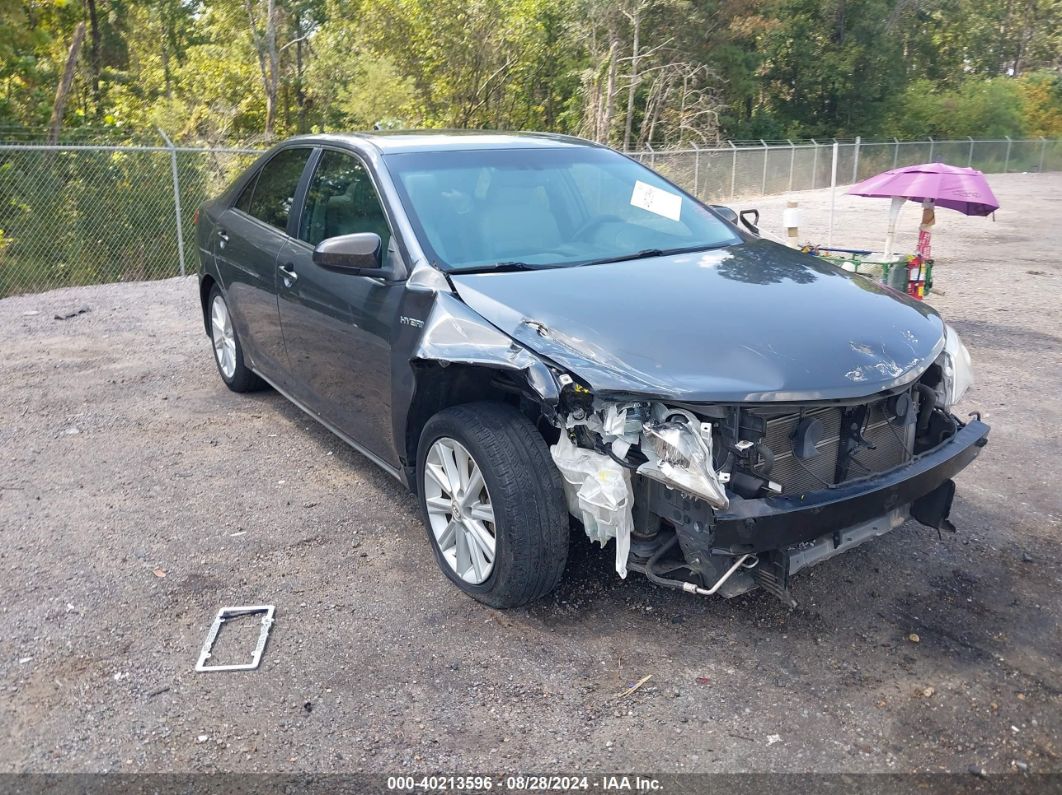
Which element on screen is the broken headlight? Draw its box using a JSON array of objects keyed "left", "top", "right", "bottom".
[
  {"left": 637, "top": 410, "right": 729, "bottom": 510},
  {"left": 940, "top": 324, "right": 974, "bottom": 411}
]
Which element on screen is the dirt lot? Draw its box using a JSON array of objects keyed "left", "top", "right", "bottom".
[{"left": 0, "top": 173, "right": 1059, "bottom": 776}]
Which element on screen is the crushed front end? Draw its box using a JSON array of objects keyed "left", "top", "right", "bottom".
[{"left": 548, "top": 355, "right": 989, "bottom": 606}]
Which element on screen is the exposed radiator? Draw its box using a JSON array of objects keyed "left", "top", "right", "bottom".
[
  {"left": 763, "top": 406, "right": 842, "bottom": 494},
  {"left": 753, "top": 399, "right": 914, "bottom": 495}
]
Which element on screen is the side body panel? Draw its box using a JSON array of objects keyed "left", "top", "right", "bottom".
[
  {"left": 276, "top": 237, "right": 405, "bottom": 466},
  {"left": 205, "top": 145, "right": 318, "bottom": 384},
  {"left": 212, "top": 209, "right": 290, "bottom": 380}
]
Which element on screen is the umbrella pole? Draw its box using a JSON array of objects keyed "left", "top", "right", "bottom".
[
  {"left": 918, "top": 199, "right": 936, "bottom": 296},
  {"left": 883, "top": 196, "right": 904, "bottom": 260}
]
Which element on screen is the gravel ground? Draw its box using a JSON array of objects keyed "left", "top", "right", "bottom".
[{"left": 0, "top": 173, "right": 1059, "bottom": 776}]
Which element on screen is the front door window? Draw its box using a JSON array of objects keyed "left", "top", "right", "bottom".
[{"left": 299, "top": 150, "right": 391, "bottom": 252}]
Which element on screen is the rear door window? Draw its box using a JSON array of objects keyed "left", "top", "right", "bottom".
[
  {"left": 243, "top": 148, "right": 312, "bottom": 231},
  {"left": 234, "top": 174, "right": 257, "bottom": 213}
]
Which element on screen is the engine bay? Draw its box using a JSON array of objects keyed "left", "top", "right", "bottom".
[{"left": 547, "top": 359, "right": 972, "bottom": 605}]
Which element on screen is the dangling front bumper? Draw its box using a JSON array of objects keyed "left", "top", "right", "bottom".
[{"left": 710, "top": 418, "right": 989, "bottom": 554}]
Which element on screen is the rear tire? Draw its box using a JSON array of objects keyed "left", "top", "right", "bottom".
[
  {"left": 417, "top": 402, "right": 569, "bottom": 608},
  {"left": 207, "top": 286, "right": 265, "bottom": 393}
]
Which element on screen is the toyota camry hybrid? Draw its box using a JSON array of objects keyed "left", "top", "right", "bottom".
[{"left": 195, "top": 131, "right": 988, "bottom": 608}]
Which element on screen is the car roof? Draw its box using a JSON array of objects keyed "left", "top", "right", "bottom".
[{"left": 284, "top": 130, "right": 604, "bottom": 154}]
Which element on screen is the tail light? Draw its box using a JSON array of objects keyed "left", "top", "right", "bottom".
[{"left": 193, "top": 208, "right": 199, "bottom": 226}]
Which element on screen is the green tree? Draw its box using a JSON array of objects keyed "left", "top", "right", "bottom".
[{"left": 887, "top": 77, "right": 1027, "bottom": 138}]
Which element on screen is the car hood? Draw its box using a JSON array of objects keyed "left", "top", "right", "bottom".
[{"left": 449, "top": 239, "right": 945, "bottom": 402}]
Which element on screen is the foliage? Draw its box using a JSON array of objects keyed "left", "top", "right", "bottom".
[
  {"left": 1018, "top": 72, "right": 1062, "bottom": 137},
  {"left": 887, "top": 79, "right": 1024, "bottom": 139},
  {"left": 0, "top": 0, "right": 1058, "bottom": 144},
  {"left": 885, "top": 73, "right": 1062, "bottom": 139}
]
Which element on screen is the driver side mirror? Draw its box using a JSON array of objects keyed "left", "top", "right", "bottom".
[
  {"left": 709, "top": 204, "right": 739, "bottom": 224},
  {"left": 709, "top": 204, "right": 760, "bottom": 235},
  {"left": 313, "top": 232, "right": 382, "bottom": 274}
]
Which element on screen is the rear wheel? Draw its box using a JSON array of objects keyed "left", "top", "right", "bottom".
[
  {"left": 417, "top": 403, "right": 569, "bottom": 608},
  {"left": 208, "top": 286, "right": 265, "bottom": 393}
]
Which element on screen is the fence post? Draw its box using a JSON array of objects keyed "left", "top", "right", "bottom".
[
  {"left": 729, "top": 140, "right": 737, "bottom": 199},
  {"left": 1040, "top": 136, "right": 1048, "bottom": 173},
  {"left": 157, "top": 127, "right": 186, "bottom": 277},
  {"left": 810, "top": 139, "right": 819, "bottom": 190},
  {"left": 852, "top": 135, "right": 861, "bottom": 182},
  {"left": 787, "top": 139, "right": 795, "bottom": 193},
  {"left": 692, "top": 142, "right": 700, "bottom": 199},
  {"left": 928, "top": 136, "right": 934, "bottom": 163},
  {"left": 646, "top": 141, "right": 655, "bottom": 169},
  {"left": 968, "top": 137, "right": 975, "bottom": 167},
  {"left": 760, "top": 139, "right": 769, "bottom": 196},
  {"left": 828, "top": 140, "right": 839, "bottom": 247},
  {"left": 893, "top": 137, "right": 899, "bottom": 169},
  {"left": 1004, "top": 136, "right": 1012, "bottom": 172}
]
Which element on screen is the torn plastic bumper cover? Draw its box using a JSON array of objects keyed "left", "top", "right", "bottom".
[{"left": 551, "top": 434, "right": 635, "bottom": 577}]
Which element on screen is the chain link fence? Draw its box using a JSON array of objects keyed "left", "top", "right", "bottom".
[
  {"left": 1, "top": 136, "right": 1059, "bottom": 298},
  {"left": 639, "top": 137, "right": 1062, "bottom": 203},
  {"left": 0, "top": 143, "right": 259, "bottom": 298}
]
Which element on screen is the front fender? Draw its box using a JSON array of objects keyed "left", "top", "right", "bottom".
[
  {"left": 412, "top": 292, "right": 560, "bottom": 403},
  {"left": 391, "top": 289, "right": 562, "bottom": 480}
]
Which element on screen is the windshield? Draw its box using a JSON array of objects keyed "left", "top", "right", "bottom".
[{"left": 385, "top": 146, "right": 741, "bottom": 272}]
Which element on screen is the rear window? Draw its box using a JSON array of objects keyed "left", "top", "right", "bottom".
[{"left": 241, "top": 148, "right": 312, "bottom": 231}]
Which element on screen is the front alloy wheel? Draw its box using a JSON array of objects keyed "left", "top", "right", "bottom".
[
  {"left": 417, "top": 403, "right": 569, "bottom": 608},
  {"left": 423, "top": 438, "right": 497, "bottom": 584}
]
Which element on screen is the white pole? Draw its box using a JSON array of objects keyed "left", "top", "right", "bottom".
[
  {"left": 729, "top": 141, "right": 737, "bottom": 198},
  {"left": 1004, "top": 136, "right": 1012, "bottom": 172},
  {"left": 692, "top": 142, "right": 700, "bottom": 198},
  {"left": 852, "top": 135, "right": 861, "bottom": 182},
  {"left": 827, "top": 140, "right": 839, "bottom": 246},
  {"left": 883, "top": 196, "right": 904, "bottom": 260},
  {"left": 787, "top": 139, "right": 795, "bottom": 193},
  {"left": 157, "top": 126, "right": 186, "bottom": 277},
  {"left": 784, "top": 201, "right": 801, "bottom": 249},
  {"left": 760, "top": 138, "right": 769, "bottom": 196},
  {"left": 810, "top": 139, "right": 819, "bottom": 190}
]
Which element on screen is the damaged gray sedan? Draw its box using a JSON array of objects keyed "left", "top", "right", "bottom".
[{"left": 195, "top": 131, "right": 988, "bottom": 608}]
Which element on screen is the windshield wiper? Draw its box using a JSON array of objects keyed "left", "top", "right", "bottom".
[
  {"left": 576, "top": 243, "right": 729, "bottom": 268},
  {"left": 451, "top": 261, "right": 547, "bottom": 274}
]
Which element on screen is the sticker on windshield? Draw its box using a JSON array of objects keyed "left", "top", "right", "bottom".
[{"left": 630, "top": 180, "right": 682, "bottom": 221}]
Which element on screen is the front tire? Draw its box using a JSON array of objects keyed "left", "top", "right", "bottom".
[
  {"left": 207, "top": 286, "right": 265, "bottom": 393},
  {"left": 417, "top": 403, "right": 569, "bottom": 608}
]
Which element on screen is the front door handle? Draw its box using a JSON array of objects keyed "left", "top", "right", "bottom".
[{"left": 279, "top": 263, "right": 298, "bottom": 285}]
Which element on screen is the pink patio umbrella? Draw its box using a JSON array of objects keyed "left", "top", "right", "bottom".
[{"left": 848, "top": 163, "right": 1000, "bottom": 259}]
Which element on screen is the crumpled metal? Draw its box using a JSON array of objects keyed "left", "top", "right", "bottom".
[{"left": 412, "top": 292, "right": 560, "bottom": 403}]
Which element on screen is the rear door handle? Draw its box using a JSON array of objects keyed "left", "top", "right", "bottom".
[
  {"left": 279, "top": 263, "right": 298, "bottom": 284},
  {"left": 217, "top": 229, "right": 230, "bottom": 249}
]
